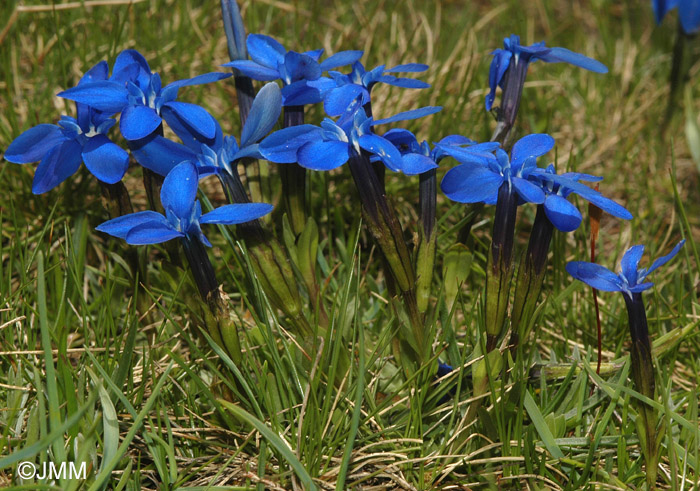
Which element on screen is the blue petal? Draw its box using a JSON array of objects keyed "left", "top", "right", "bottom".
[
  {"left": 652, "top": 0, "right": 680, "bottom": 23},
  {"left": 437, "top": 145, "right": 495, "bottom": 166},
  {"left": 565, "top": 261, "right": 623, "bottom": 292},
  {"left": 324, "top": 84, "right": 369, "bottom": 117},
  {"left": 96, "top": 211, "right": 169, "bottom": 239},
  {"left": 81, "top": 135, "right": 129, "bottom": 184},
  {"left": 304, "top": 49, "right": 324, "bottom": 62},
  {"left": 160, "top": 106, "right": 219, "bottom": 152},
  {"left": 297, "top": 140, "right": 350, "bottom": 170},
  {"left": 629, "top": 282, "right": 655, "bottom": 293},
  {"left": 437, "top": 135, "right": 476, "bottom": 146},
  {"left": 441, "top": 164, "right": 503, "bottom": 203},
  {"left": 129, "top": 134, "right": 196, "bottom": 176},
  {"left": 31, "top": 139, "right": 83, "bottom": 194},
  {"left": 161, "top": 161, "right": 199, "bottom": 218},
  {"left": 486, "top": 49, "right": 512, "bottom": 110},
  {"left": 240, "top": 82, "right": 282, "bottom": 148},
  {"left": 401, "top": 153, "right": 438, "bottom": 175},
  {"left": 5, "top": 124, "right": 66, "bottom": 163},
  {"left": 383, "top": 128, "right": 418, "bottom": 149},
  {"left": 283, "top": 51, "right": 321, "bottom": 82},
  {"left": 125, "top": 221, "right": 183, "bottom": 245},
  {"left": 222, "top": 60, "right": 280, "bottom": 81},
  {"left": 120, "top": 104, "right": 162, "bottom": 140},
  {"left": 512, "top": 176, "right": 545, "bottom": 204},
  {"left": 112, "top": 49, "right": 151, "bottom": 87},
  {"left": 319, "top": 50, "right": 364, "bottom": 71},
  {"left": 162, "top": 102, "right": 216, "bottom": 140},
  {"left": 543, "top": 194, "right": 581, "bottom": 232},
  {"left": 679, "top": 1, "right": 700, "bottom": 33},
  {"left": 246, "top": 34, "right": 286, "bottom": 69},
  {"left": 555, "top": 178, "right": 633, "bottom": 220},
  {"left": 165, "top": 72, "right": 232, "bottom": 92},
  {"left": 200, "top": 203, "right": 274, "bottom": 224},
  {"left": 376, "top": 75, "right": 430, "bottom": 89},
  {"left": 358, "top": 134, "right": 403, "bottom": 172},
  {"left": 620, "top": 245, "right": 644, "bottom": 285},
  {"left": 58, "top": 81, "right": 129, "bottom": 113},
  {"left": 231, "top": 143, "right": 262, "bottom": 161},
  {"left": 510, "top": 133, "right": 555, "bottom": 169},
  {"left": 643, "top": 240, "right": 685, "bottom": 278},
  {"left": 259, "top": 125, "right": 323, "bottom": 163},
  {"left": 372, "top": 106, "right": 442, "bottom": 126},
  {"left": 281, "top": 79, "right": 326, "bottom": 106},
  {"left": 539, "top": 47, "right": 608, "bottom": 73},
  {"left": 385, "top": 63, "right": 429, "bottom": 73},
  {"left": 80, "top": 61, "right": 109, "bottom": 84}
]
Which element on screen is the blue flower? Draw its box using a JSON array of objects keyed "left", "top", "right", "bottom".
[
  {"left": 485, "top": 34, "right": 608, "bottom": 111},
  {"left": 566, "top": 240, "right": 685, "bottom": 298},
  {"left": 527, "top": 165, "right": 633, "bottom": 232},
  {"left": 652, "top": 0, "right": 700, "bottom": 33},
  {"left": 5, "top": 61, "right": 130, "bottom": 194},
  {"left": 259, "top": 100, "right": 441, "bottom": 174},
  {"left": 440, "top": 134, "right": 554, "bottom": 205},
  {"left": 57, "top": 49, "right": 231, "bottom": 141},
  {"left": 323, "top": 62, "right": 429, "bottom": 116},
  {"left": 223, "top": 34, "right": 363, "bottom": 106},
  {"left": 96, "top": 161, "right": 273, "bottom": 246},
  {"left": 130, "top": 82, "right": 282, "bottom": 177}
]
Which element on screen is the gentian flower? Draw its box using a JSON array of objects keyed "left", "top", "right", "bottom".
[
  {"left": 223, "top": 34, "right": 363, "bottom": 106},
  {"left": 58, "top": 49, "right": 231, "bottom": 141},
  {"left": 566, "top": 240, "right": 685, "bottom": 298},
  {"left": 567, "top": 239, "right": 684, "bottom": 488},
  {"left": 652, "top": 0, "right": 700, "bottom": 33},
  {"left": 259, "top": 101, "right": 441, "bottom": 174},
  {"left": 129, "top": 82, "right": 282, "bottom": 179},
  {"left": 96, "top": 161, "right": 273, "bottom": 246},
  {"left": 485, "top": 34, "right": 608, "bottom": 111},
  {"left": 5, "top": 61, "right": 129, "bottom": 194},
  {"left": 527, "top": 165, "right": 633, "bottom": 232},
  {"left": 323, "top": 61, "right": 430, "bottom": 116},
  {"left": 440, "top": 134, "right": 554, "bottom": 205}
]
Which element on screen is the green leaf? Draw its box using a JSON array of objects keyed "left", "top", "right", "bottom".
[
  {"left": 219, "top": 400, "right": 317, "bottom": 491},
  {"left": 524, "top": 390, "right": 564, "bottom": 459}
]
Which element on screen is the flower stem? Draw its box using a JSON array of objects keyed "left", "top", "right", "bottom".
[
  {"left": 485, "top": 183, "right": 518, "bottom": 351},
  {"left": 509, "top": 205, "right": 553, "bottom": 352},
  {"left": 416, "top": 169, "right": 437, "bottom": 313},
  {"left": 623, "top": 292, "right": 660, "bottom": 489},
  {"left": 347, "top": 149, "right": 425, "bottom": 363},
  {"left": 663, "top": 21, "right": 690, "bottom": 132},
  {"left": 281, "top": 105, "right": 307, "bottom": 237}
]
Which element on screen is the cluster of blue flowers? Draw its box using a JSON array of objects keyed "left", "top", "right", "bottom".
[{"left": 4, "top": 8, "right": 684, "bottom": 374}]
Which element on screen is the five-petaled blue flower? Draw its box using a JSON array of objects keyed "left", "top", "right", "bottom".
[
  {"left": 259, "top": 100, "right": 441, "bottom": 174},
  {"left": 652, "top": 0, "right": 700, "bottom": 33},
  {"left": 95, "top": 161, "right": 273, "bottom": 246},
  {"left": 440, "top": 134, "right": 554, "bottom": 205},
  {"left": 58, "top": 49, "right": 231, "bottom": 141},
  {"left": 527, "top": 165, "right": 632, "bottom": 232},
  {"left": 223, "top": 34, "right": 363, "bottom": 106},
  {"left": 566, "top": 240, "right": 685, "bottom": 298},
  {"left": 130, "top": 82, "right": 282, "bottom": 177},
  {"left": 485, "top": 34, "right": 608, "bottom": 111},
  {"left": 323, "top": 62, "right": 430, "bottom": 116},
  {"left": 5, "top": 61, "right": 129, "bottom": 194}
]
